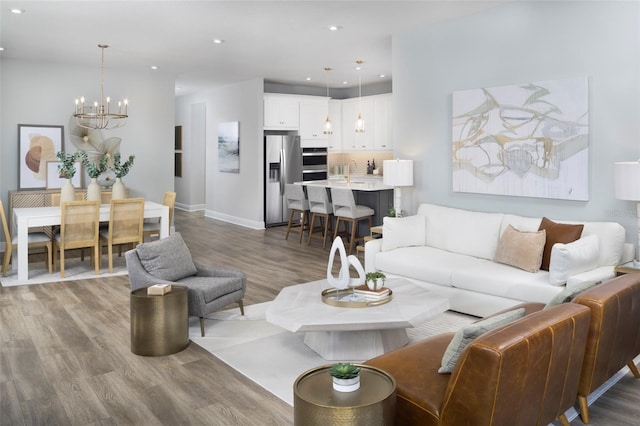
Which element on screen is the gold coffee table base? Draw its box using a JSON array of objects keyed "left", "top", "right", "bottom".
[
  {"left": 294, "top": 364, "right": 396, "bottom": 425},
  {"left": 130, "top": 285, "right": 189, "bottom": 356}
]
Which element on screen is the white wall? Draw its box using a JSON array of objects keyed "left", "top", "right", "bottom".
[
  {"left": 175, "top": 78, "right": 264, "bottom": 228},
  {"left": 1, "top": 59, "right": 176, "bottom": 212},
  {"left": 393, "top": 1, "right": 640, "bottom": 242}
]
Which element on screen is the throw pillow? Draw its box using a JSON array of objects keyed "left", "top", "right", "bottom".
[
  {"left": 548, "top": 235, "right": 600, "bottom": 286},
  {"left": 544, "top": 280, "right": 600, "bottom": 309},
  {"left": 136, "top": 232, "right": 198, "bottom": 281},
  {"left": 438, "top": 308, "right": 526, "bottom": 374},
  {"left": 381, "top": 215, "right": 426, "bottom": 252},
  {"left": 538, "top": 217, "right": 584, "bottom": 271},
  {"left": 493, "top": 225, "right": 546, "bottom": 273}
]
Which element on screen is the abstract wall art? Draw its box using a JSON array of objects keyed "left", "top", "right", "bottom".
[
  {"left": 452, "top": 77, "right": 589, "bottom": 200},
  {"left": 18, "top": 124, "right": 64, "bottom": 189},
  {"left": 218, "top": 121, "right": 239, "bottom": 173}
]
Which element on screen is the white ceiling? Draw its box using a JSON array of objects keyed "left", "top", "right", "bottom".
[{"left": 1, "top": 1, "right": 503, "bottom": 95}]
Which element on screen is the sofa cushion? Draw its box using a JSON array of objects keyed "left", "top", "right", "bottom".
[
  {"left": 375, "top": 246, "right": 487, "bottom": 287},
  {"left": 382, "top": 215, "right": 426, "bottom": 252},
  {"left": 493, "top": 225, "right": 546, "bottom": 273},
  {"left": 178, "top": 275, "right": 245, "bottom": 303},
  {"left": 438, "top": 308, "right": 526, "bottom": 373},
  {"left": 451, "top": 259, "right": 563, "bottom": 303},
  {"left": 538, "top": 217, "right": 584, "bottom": 271},
  {"left": 418, "top": 203, "right": 503, "bottom": 260},
  {"left": 136, "top": 232, "right": 198, "bottom": 281},
  {"left": 581, "top": 221, "right": 625, "bottom": 266},
  {"left": 544, "top": 280, "right": 600, "bottom": 309},
  {"left": 549, "top": 235, "right": 600, "bottom": 286}
]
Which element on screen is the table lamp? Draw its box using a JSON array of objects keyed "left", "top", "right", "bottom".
[
  {"left": 614, "top": 160, "right": 640, "bottom": 263},
  {"left": 383, "top": 159, "right": 414, "bottom": 217}
]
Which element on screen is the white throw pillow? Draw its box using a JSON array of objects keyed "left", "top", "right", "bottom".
[
  {"left": 381, "top": 215, "right": 426, "bottom": 252},
  {"left": 549, "top": 235, "right": 600, "bottom": 286}
]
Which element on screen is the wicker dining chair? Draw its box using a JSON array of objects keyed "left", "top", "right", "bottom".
[
  {"left": 53, "top": 200, "right": 100, "bottom": 278},
  {"left": 100, "top": 198, "right": 145, "bottom": 273}
]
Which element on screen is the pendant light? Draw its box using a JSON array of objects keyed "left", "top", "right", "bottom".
[
  {"left": 355, "top": 60, "right": 365, "bottom": 133},
  {"left": 323, "top": 67, "right": 333, "bottom": 135},
  {"left": 73, "top": 44, "right": 128, "bottom": 130}
]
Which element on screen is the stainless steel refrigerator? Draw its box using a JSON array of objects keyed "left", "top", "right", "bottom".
[{"left": 264, "top": 134, "right": 302, "bottom": 226}]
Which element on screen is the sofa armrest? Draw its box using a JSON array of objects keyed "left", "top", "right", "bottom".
[
  {"left": 622, "top": 242, "right": 635, "bottom": 264},
  {"left": 364, "top": 238, "right": 383, "bottom": 273},
  {"left": 193, "top": 261, "right": 247, "bottom": 291},
  {"left": 566, "top": 266, "right": 614, "bottom": 289}
]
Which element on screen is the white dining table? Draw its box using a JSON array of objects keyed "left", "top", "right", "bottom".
[{"left": 12, "top": 200, "right": 169, "bottom": 281}]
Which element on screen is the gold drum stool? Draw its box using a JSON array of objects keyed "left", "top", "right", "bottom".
[
  {"left": 130, "top": 285, "right": 189, "bottom": 356},
  {"left": 294, "top": 364, "right": 396, "bottom": 425}
]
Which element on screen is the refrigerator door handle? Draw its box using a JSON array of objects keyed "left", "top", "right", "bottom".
[{"left": 280, "top": 148, "right": 286, "bottom": 196}]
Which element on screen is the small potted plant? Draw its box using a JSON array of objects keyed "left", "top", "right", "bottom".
[
  {"left": 329, "top": 363, "right": 361, "bottom": 392},
  {"left": 56, "top": 151, "right": 81, "bottom": 203},
  {"left": 110, "top": 152, "right": 135, "bottom": 199},
  {"left": 365, "top": 271, "right": 386, "bottom": 291},
  {"left": 82, "top": 152, "right": 108, "bottom": 201}
]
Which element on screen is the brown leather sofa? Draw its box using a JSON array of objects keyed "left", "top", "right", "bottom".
[
  {"left": 365, "top": 303, "right": 591, "bottom": 426},
  {"left": 571, "top": 273, "right": 640, "bottom": 423}
]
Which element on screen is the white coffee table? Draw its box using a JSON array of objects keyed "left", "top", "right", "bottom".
[{"left": 266, "top": 278, "right": 450, "bottom": 360}]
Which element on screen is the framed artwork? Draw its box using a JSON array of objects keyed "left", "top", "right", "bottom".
[
  {"left": 218, "top": 121, "right": 240, "bottom": 173},
  {"left": 18, "top": 124, "right": 65, "bottom": 189},
  {"left": 46, "top": 161, "right": 82, "bottom": 189},
  {"left": 452, "top": 77, "right": 589, "bottom": 201}
]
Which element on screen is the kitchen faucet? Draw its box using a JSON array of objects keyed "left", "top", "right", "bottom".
[{"left": 347, "top": 160, "right": 357, "bottom": 185}]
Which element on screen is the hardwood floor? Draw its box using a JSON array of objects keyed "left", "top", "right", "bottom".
[{"left": 1, "top": 210, "right": 638, "bottom": 425}]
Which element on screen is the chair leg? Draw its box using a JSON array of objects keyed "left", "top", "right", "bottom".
[
  {"left": 94, "top": 245, "right": 100, "bottom": 275},
  {"left": 239, "top": 300, "right": 245, "bottom": 316},
  {"left": 2, "top": 244, "right": 11, "bottom": 277},
  {"left": 200, "top": 317, "right": 206, "bottom": 337},
  {"left": 46, "top": 244, "right": 52, "bottom": 274},
  {"left": 60, "top": 248, "right": 65, "bottom": 278},
  {"left": 578, "top": 395, "right": 590, "bottom": 423},
  {"left": 348, "top": 218, "right": 357, "bottom": 255},
  {"left": 298, "top": 211, "right": 309, "bottom": 243},
  {"left": 322, "top": 214, "right": 332, "bottom": 248},
  {"left": 629, "top": 361, "right": 640, "bottom": 378},
  {"left": 285, "top": 210, "right": 295, "bottom": 240},
  {"left": 108, "top": 242, "right": 114, "bottom": 274},
  {"left": 558, "top": 413, "right": 570, "bottom": 426},
  {"left": 307, "top": 213, "right": 317, "bottom": 246}
]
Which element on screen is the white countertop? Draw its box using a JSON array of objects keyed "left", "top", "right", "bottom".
[{"left": 295, "top": 179, "right": 393, "bottom": 191}]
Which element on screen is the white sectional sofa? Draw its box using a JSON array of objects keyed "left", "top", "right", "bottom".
[{"left": 364, "top": 203, "right": 632, "bottom": 317}]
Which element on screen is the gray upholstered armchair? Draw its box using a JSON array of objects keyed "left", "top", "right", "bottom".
[{"left": 125, "top": 232, "right": 246, "bottom": 337}]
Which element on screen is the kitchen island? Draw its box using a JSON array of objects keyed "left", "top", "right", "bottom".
[{"left": 295, "top": 178, "right": 393, "bottom": 235}]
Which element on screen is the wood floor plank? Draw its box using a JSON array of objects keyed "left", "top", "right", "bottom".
[{"left": 1, "top": 209, "right": 637, "bottom": 425}]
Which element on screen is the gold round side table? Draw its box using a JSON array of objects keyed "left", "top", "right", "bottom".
[
  {"left": 293, "top": 364, "right": 396, "bottom": 425},
  {"left": 130, "top": 285, "right": 189, "bottom": 356}
]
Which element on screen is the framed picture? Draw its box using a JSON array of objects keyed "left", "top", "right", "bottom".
[
  {"left": 46, "top": 161, "right": 82, "bottom": 189},
  {"left": 18, "top": 124, "right": 65, "bottom": 189},
  {"left": 218, "top": 121, "right": 239, "bottom": 173}
]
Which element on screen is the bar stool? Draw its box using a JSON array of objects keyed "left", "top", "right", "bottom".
[
  {"left": 306, "top": 186, "right": 333, "bottom": 248},
  {"left": 284, "top": 184, "right": 310, "bottom": 243},
  {"left": 331, "top": 188, "right": 374, "bottom": 255}
]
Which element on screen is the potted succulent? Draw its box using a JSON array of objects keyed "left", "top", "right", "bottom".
[
  {"left": 110, "top": 152, "right": 135, "bottom": 199},
  {"left": 82, "top": 152, "right": 109, "bottom": 201},
  {"left": 329, "top": 363, "right": 361, "bottom": 392},
  {"left": 56, "top": 151, "right": 81, "bottom": 202},
  {"left": 365, "top": 271, "right": 386, "bottom": 291}
]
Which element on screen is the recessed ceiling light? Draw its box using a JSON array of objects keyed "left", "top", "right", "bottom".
[
  {"left": 379, "top": 74, "right": 385, "bottom": 78},
  {"left": 305, "top": 77, "right": 311, "bottom": 81},
  {"left": 0, "top": 47, "right": 4, "bottom": 51},
  {"left": 11, "top": 8, "right": 25, "bottom": 14},
  {"left": 212, "top": 39, "right": 225, "bottom": 44},
  {"left": 343, "top": 81, "right": 348, "bottom": 85},
  {"left": 328, "top": 25, "right": 342, "bottom": 31},
  {"left": 151, "top": 65, "right": 158, "bottom": 70}
]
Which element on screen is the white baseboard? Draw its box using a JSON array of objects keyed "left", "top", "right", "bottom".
[
  {"left": 175, "top": 202, "right": 205, "bottom": 212},
  {"left": 204, "top": 209, "right": 265, "bottom": 230}
]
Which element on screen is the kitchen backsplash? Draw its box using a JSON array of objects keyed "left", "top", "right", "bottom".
[{"left": 328, "top": 152, "right": 394, "bottom": 176}]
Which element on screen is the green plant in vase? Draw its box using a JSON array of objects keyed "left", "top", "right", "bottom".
[
  {"left": 329, "top": 363, "right": 361, "bottom": 392},
  {"left": 110, "top": 152, "right": 135, "bottom": 199},
  {"left": 56, "top": 151, "right": 80, "bottom": 179},
  {"left": 83, "top": 152, "right": 109, "bottom": 201},
  {"left": 365, "top": 271, "right": 386, "bottom": 290}
]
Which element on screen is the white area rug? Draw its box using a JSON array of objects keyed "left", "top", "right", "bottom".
[
  {"left": 188, "top": 302, "right": 475, "bottom": 406},
  {"left": 0, "top": 254, "right": 128, "bottom": 287}
]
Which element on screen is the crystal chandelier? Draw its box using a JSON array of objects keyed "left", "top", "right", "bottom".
[
  {"left": 323, "top": 67, "right": 333, "bottom": 135},
  {"left": 73, "top": 44, "right": 128, "bottom": 130},
  {"left": 355, "top": 60, "right": 365, "bottom": 133}
]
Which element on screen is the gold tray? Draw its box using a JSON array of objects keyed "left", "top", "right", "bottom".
[{"left": 321, "top": 288, "right": 393, "bottom": 308}]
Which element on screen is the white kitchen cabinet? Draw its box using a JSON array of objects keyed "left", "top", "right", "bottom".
[
  {"left": 341, "top": 97, "right": 375, "bottom": 151},
  {"left": 299, "top": 99, "right": 329, "bottom": 141},
  {"left": 264, "top": 95, "right": 299, "bottom": 129},
  {"left": 374, "top": 93, "right": 393, "bottom": 150},
  {"left": 327, "top": 100, "right": 342, "bottom": 152}
]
